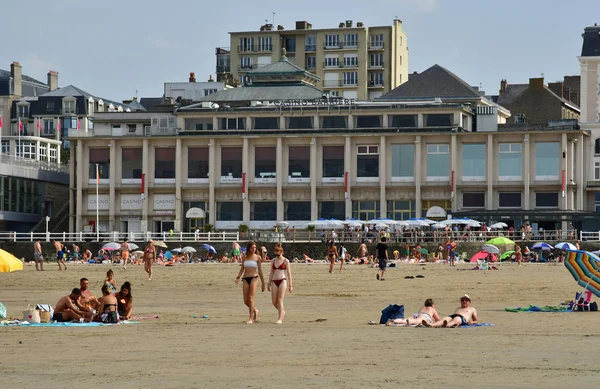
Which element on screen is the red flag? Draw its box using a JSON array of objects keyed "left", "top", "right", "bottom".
[
  {"left": 37, "top": 118, "right": 42, "bottom": 134},
  {"left": 0, "top": 115, "right": 3, "bottom": 129},
  {"left": 18, "top": 118, "right": 23, "bottom": 132},
  {"left": 96, "top": 164, "right": 100, "bottom": 185},
  {"left": 242, "top": 173, "right": 246, "bottom": 194},
  {"left": 77, "top": 118, "right": 81, "bottom": 131},
  {"left": 57, "top": 119, "right": 61, "bottom": 135}
]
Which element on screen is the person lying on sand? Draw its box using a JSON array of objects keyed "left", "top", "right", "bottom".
[
  {"left": 423, "top": 294, "right": 478, "bottom": 328},
  {"left": 386, "top": 298, "right": 440, "bottom": 326},
  {"left": 53, "top": 288, "right": 94, "bottom": 322}
]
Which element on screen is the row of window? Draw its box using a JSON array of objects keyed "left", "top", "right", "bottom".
[
  {"left": 10, "top": 117, "right": 93, "bottom": 136},
  {"left": 87, "top": 142, "right": 561, "bottom": 182},
  {"left": 16, "top": 99, "right": 119, "bottom": 118},
  {"left": 0, "top": 176, "right": 42, "bottom": 214},
  {"left": 1, "top": 141, "right": 59, "bottom": 162}
]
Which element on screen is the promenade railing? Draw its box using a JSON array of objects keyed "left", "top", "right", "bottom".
[{"left": 0, "top": 231, "right": 239, "bottom": 243}]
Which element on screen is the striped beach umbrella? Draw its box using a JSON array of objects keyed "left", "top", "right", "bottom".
[{"left": 564, "top": 250, "right": 600, "bottom": 297}]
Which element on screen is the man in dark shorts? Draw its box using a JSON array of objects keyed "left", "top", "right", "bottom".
[
  {"left": 53, "top": 288, "right": 93, "bottom": 322},
  {"left": 375, "top": 236, "right": 389, "bottom": 281}
]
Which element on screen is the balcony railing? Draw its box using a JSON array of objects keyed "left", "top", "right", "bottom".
[
  {"left": 368, "top": 81, "right": 384, "bottom": 88},
  {"left": 368, "top": 42, "right": 385, "bottom": 50},
  {"left": 305, "top": 44, "right": 317, "bottom": 52},
  {"left": 323, "top": 62, "right": 359, "bottom": 69},
  {"left": 324, "top": 42, "right": 359, "bottom": 50},
  {"left": 323, "top": 80, "right": 358, "bottom": 88},
  {"left": 238, "top": 64, "right": 258, "bottom": 71},
  {"left": 216, "top": 65, "right": 231, "bottom": 73},
  {"left": 237, "top": 45, "right": 273, "bottom": 53}
]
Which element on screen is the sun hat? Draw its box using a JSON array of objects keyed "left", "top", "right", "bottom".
[{"left": 461, "top": 294, "right": 471, "bottom": 301}]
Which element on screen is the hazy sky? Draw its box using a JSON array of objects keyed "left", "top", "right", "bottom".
[{"left": 1, "top": 0, "right": 598, "bottom": 102}]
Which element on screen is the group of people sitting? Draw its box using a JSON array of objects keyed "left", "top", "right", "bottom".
[
  {"left": 385, "top": 294, "right": 478, "bottom": 328},
  {"left": 52, "top": 270, "right": 133, "bottom": 324}
]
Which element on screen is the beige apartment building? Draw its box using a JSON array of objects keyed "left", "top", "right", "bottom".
[{"left": 220, "top": 19, "right": 408, "bottom": 100}]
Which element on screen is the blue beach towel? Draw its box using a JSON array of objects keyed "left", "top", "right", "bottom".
[
  {"left": 458, "top": 323, "right": 495, "bottom": 328},
  {"left": 1, "top": 320, "right": 137, "bottom": 327}
]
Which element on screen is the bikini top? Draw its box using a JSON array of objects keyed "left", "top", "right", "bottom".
[
  {"left": 244, "top": 260, "right": 258, "bottom": 268},
  {"left": 272, "top": 259, "right": 287, "bottom": 270}
]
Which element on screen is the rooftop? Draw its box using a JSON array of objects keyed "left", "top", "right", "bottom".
[{"left": 581, "top": 25, "right": 600, "bottom": 57}]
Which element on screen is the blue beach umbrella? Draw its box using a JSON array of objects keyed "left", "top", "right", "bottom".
[
  {"left": 531, "top": 242, "right": 553, "bottom": 251},
  {"left": 203, "top": 244, "right": 217, "bottom": 254},
  {"left": 555, "top": 242, "right": 577, "bottom": 251}
]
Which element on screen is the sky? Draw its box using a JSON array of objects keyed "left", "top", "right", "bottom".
[{"left": 1, "top": 0, "right": 599, "bottom": 102}]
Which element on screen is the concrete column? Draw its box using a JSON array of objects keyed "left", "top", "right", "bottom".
[
  {"left": 69, "top": 140, "right": 76, "bottom": 232},
  {"left": 35, "top": 140, "right": 40, "bottom": 161},
  {"left": 75, "top": 140, "right": 83, "bottom": 232},
  {"left": 142, "top": 139, "right": 149, "bottom": 232},
  {"left": 344, "top": 136, "right": 352, "bottom": 218},
  {"left": 415, "top": 136, "right": 422, "bottom": 217},
  {"left": 313, "top": 115, "right": 319, "bottom": 130},
  {"left": 523, "top": 134, "right": 530, "bottom": 210},
  {"left": 382, "top": 114, "right": 389, "bottom": 129},
  {"left": 486, "top": 134, "right": 494, "bottom": 210},
  {"left": 245, "top": 117, "right": 252, "bottom": 131},
  {"left": 577, "top": 134, "right": 584, "bottom": 210},
  {"left": 417, "top": 114, "right": 424, "bottom": 128},
  {"left": 379, "top": 135, "right": 386, "bottom": 218},
  {"left": 347, "top": 115, "right": 354, "bottom": 130},
  {"left": 570, "top": 140, "right": 576, "bottom": 210},
  {"left": 451, "top": 134, "right": 457, "bottom": 212},
  {"left": 108, "top": 141, "right": 116, "bottom": 231},
  {"left": 209, "top": 138, "right": 216, "bottom": 224},
  {"left": 242, "top": 138, "right": 250, "bottom": 224},
  {"left": 276, "top": 137, "right": 283, "bottom": 221},
  {"left": 212, "top": 117, "right": 218, "bottom": 130},
  {"left": 310, "top": 137, "right": 317, "bottom": 220},
  {"left": 47, "top": 143, "right": 51, "bottom": 163},
  {"left": 560, "top": 133, "right": 568, "bottom": 211},
  {"left": 175, "top": 138, "right": 182, "bottom": 231}
]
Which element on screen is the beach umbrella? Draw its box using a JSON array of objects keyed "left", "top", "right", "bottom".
[
  {"left": 171, "top": 248, "right": 183, "bottom": 253},
  {"left": 277, "top": 221, "right": 289, "bottom": 228},
  {"left": 0, "top": 249, "right": 23, "bottom": 272},
  {"left": 405, "top": 218, "right": 429, "bottom": 227},
  {"left": 489, "top": 222, "right": 508, "bottom": 229},
  {"left": 564, "top": 250, "right": 600, "bottom": 297},
  {"left": 486, "top": 237, "right": 515, "bottom": 245},
  {"left": 500, "top": 250, "right": 515, "bottom": 261},
  {"left": 164, "top": 251, "right": 174, "bottom": 260},
  {"left": 153, "top": 241, "right": 168, "bottom": 248},
  {"left": 532, "top": 242, "right": 553, "bottom": 251},
  {"left": 375, "top": 223, "right": 389, "bottom": 229},
  {"left": 481, "top": 244, "right": 500, "bottom": 254},
  {"left": 102, "top": 242, "right": 121, "bottom": 251},
  {"left": 419, "top": 248, "right": 429, "bottom": 255},
  {"left": 555, "top": 242, "right": 577, "bottom": 251},
  {"left": 181, "top": 246, "right": 197, "bottom": 253},
  {"left": 203, "top": 244, "right": 217, "bottom": 254},
  {"left": 127, "top": 243, "right": 139, "bottom": 251},
  {"left": 431, "top": 223, "right": 446, "bottom": 229},
  {"left": 470, "top": 250, "right": 497, "bottom": 263},
  {"left": 132, "top": 250, "right": 144, "bottom": 257}
]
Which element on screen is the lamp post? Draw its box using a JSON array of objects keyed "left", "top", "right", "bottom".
[{"left": 45, "top": 216, "right": 50, "bottom": 242}]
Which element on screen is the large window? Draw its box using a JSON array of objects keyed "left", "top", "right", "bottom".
[
  {"left": 220, "top": 118, "right": 245, "bottom": 130},
  {"left": 535, "top": 142, "right": 560, "bottom": 180},
  {"left": 43, "top": 119, "right": 54, "bottom": 136},
  {"left": 251, "top": 202, "right": 277, "bottom": 221},
  {"left": 89, "top": 149, "right": 109, "bottom": 181},
  {"left": 325, "top": 34, "right": 339, "bottom": 48},
  {"left": 121, "top": 148, "right": 142, "bottom": 180},
  {"left": 289, "top": 146, "right": 310, "bottom": 181},
  {"left": 426, "top": 144, "right": 449, "bottom": 180},
  {"left": 155, "top": 148, "right": 175, "bottom": 179},
  {"left": 356, "top": 116, "right": 381, "bottom": 128},
  {"left": 352, "top": 200, "right": 380, "bottom": 221},
  {"left": 463, "top": 192, "right": 485, "bottom": 208},
  {"left": 62, "top": 116, "right": 78, "bottom": 130},
  {"left": 343, "top": 33, "right": 358, "bottom": 47},
  {"left": 188, "top": 147, "right": 209, "bottom": 180},
  {"left": 287, "top": 117, "right": 313, "bottom": 129},
  {"left": 284, "top": 202, "right": 311, "bottom": 221},
  {"left": 387, "top": 200, "right": 416, "bottom": 220},
  {"left": 499, "top": 192, "right": 522, "bottom": 208},
  {"left": 370, "top": 34, "right": 384, "bottom": 48},
  {"left": 357, "top": 145, "right": 379, "bottom": 178},
  {"left": 343, "top": 54, "right": 358, "bottom": 67},
  {"left": 462, "top": 144, "right": 486, "bottom": 180},
  {"left": 0, "top": 176, "right": 41, "bottom": 215},
  {"left": 305, "top": 55, "right": 316, "bottom": 69},
  {"left": 221, "top": 147, "right": 242, "bottom": 181},
  {"left": 369, "top": 53, "right": 384, "bottom": 67},
  {"left": 536, "top": 192, "right": 559, "bottom": 208},
  {"left": 319, "top": 201, "right": 345, "bottom": 220},
  {"left": 217, "top": 202, "right": 243, "bottom": 221},
  {"left": 254, "top": 117, "right": 279, "bottom": 130},
  {"left": 325, "top": 56, "right": 339, "bottom": 68},
  {"left": 323, "top": 146, "right": 344, "bottom": 179},
  {"left": 498, "top": 143, "right": 522, "bottom": 180},
  {"left": 369, "top": 72, "right": 383, "bottom": 86},
  {"left": 425, "top": 114, "right": 452, "bottom": 127},
  {"left": 389, "top": 115, "right": 416, "bottom": 128},
  {"left": 343, "top": 72, "right": 358, "bottom": 86},
  {"left": 321, "top": 116, "right": 347, "bottom": 129},
  {"left": 305, "top": 35, "right": 316, "bottom": 51},
  {"left": 255, "top": 146, "right": 276, "bottom": 179},
  {"left": 391, "top": 144, "right": 414, "bottom": 181},
  {"left": 596, "top": 193, "right": 600, "bottom": 213}
]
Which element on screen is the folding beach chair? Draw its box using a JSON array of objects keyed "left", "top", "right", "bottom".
[{"left": 572, "top": 290, "right": 592, "bottom": 311}]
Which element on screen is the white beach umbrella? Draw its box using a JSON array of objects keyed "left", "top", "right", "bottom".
[
  {"left": 181, "top": 246, "right": 197, "bottom": 253},
  {"left": 489, "top": 222, "right": 508, "bottom": 229},
  {"left": 102, "top": 242, "right": 121, "bottom": 251}
]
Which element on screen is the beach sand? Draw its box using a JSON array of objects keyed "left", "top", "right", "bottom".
[{"left": 1, "top": 261, "right": 598, "bottom": 388}]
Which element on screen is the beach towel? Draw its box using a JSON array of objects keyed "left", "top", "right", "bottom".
[
  {"left": 131, "top": 315, "right": 159, "bottom": 321},
  {"left": 1, "top": 320, "right": 138, "bottom": 327},
  {"left": 505, "top": 305, "right": 570, "bottom": 313},
  {"left": 458, "top": 323, "right": 495, "bottom": 327}
]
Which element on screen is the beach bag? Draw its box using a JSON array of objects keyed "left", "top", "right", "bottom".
[
  {"left": 379, "top": 304, "right": 404, "bottom": 324},
  {"left": 0, "top": 302, "right": 6, "bottom": 319},
  {"left": 23, "top": 305, "right": 41, "bottom": 323},
  {"left": 36, "top": 304, "right": 54, "bottom": 323}
]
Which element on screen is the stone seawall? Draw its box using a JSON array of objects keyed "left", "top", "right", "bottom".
[{"left": 3, "top": 240, "right": 597, "bottom": 262}]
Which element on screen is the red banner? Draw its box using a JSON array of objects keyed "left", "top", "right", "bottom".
[
  {"left": 344, "top": 172, "right": 348, "bottom": 193},
  {"left": 451, "top": 170, "right": 455, "bottom": 191},
  {"left": 141, "top": 173, "right": 145, "bottom": 194},
  {"left": 561, "top": 170, "right": 565, "bottom": 192},
  {"left": 242, "top": 172, "right": 246, "bottom": 194}
]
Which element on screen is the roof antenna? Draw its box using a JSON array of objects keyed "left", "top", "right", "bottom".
[{"left": 273, "top": 12, "right": 275, "bottom": 26}]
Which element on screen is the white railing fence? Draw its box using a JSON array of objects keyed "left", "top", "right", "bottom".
[{"left": 0, "top": 231, "right": 239, "bottom": 243}]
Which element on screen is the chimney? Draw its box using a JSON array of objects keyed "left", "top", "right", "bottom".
[
  {"left": 208, "top": 74, "right": 214, "bottom": 82},
  {"left": 189, "top": 72, "right": 196, "bottom": 82},
  {"left": 500, "top": 79, "right": 507, "bottom": 94},
  {"left": 339, "top": 22, "right": 345, "bottom": 28},
  {"left": 529, "top": 77, "right": 544, "bottom": 89},
  {"left": 11, "top": 61, "right": 22, "bottom": 97},
  {"left": 277, "top": 25, "right": 284, "bottom": 30},
  {"left": 345, "top": 20, "right": 353, "bottom": 28},
  {"left": 47, "top": 70, "right": 58, "bottom": 91},
  {"left": 548, "top": 81, "right": 563, "bottom": 97},
  {"left": 357, "top": 22, "right": 364, "bottom": 27}
]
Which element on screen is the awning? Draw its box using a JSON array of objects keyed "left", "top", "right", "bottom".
[{"left": 186, "top": 207, "right": 206, "bottom": 219}]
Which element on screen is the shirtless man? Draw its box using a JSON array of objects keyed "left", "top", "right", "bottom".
[
  {"left": 72, "top": 244, "right": 80, "bottom": 262},
  {"left": 79, "top": 277, "right": 99, "bottom": 311},
  {"left": 232, "top": 241, "right": 242, "bottom": 263},
  {"left": 51, "top": 239, "right": 67, "bottom": 270},
  {"left": 52, "top": 288, "right": 93, "bottom": 322},
  {"left": 423, "top": 294, "right": 478, "bottom": 328},
  {"left": 357, "top": 239, "right": 368, "bottom": 261},
  {"left": 386, "top": 298, "right": 440, "bottom": 326},
  {"left": 33, "top": 239, "right": 44, "bottom": 271}
]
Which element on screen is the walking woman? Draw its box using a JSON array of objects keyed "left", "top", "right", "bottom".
[
  {"left": 235, "top": 241, "right": 265, "bottom": 324},
  {"left": 267, "top": 243, "right": 293, "bottom": 324},
  {"left": 144, "top": 240, "right": 156, "bottom": 280},
  {"left": 326, "top": 240, "right": 339, "bottom": 274},
  {"left": 121, "top": 238, "right": 130, "bottom": 270}
]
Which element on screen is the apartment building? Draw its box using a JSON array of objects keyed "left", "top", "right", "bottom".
[
  {"left": 68, "top": 57, "right": 596, "bottom": 234},
  {"left": 217, "top": 18, "right": 408, "bottom": 100}
]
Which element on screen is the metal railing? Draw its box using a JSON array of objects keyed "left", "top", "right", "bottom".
[
  {"left": 580, "top": 231, "right": 600, "bottom": 241},
  {"left": 0, "top": 231, "right": 240, "bottom": 243},
  {"left": 237, "top": 45, "right": 273, "bottom": 53},
  {"left": 0, "top": 153, "right": 68, "bottom": 173}
]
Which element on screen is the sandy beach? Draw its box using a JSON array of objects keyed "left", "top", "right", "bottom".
[{"left": 1, "top": 261, "right": 598, "bottom": 389}]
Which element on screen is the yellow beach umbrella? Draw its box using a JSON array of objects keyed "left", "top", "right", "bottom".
[{"left": 0, "top": 249, "right": 24, "bottom": 272}]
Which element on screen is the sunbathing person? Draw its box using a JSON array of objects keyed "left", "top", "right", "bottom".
[
  {"left": 423, "top": 294, "right": 478, "bottom": 328},
  {"left": 115, "top": 282, "right": 133, "bottom": 320},
  {"left": 95, "top": 285, "right": 119, "bottom": 323},
  {"left": 386, "top": 298, "right": 440, "bottom": 326},
  {"left": 53, "top": 288, "right": 93, "bottom": 322}
]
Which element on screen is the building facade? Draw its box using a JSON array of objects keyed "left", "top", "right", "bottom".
[{"left": 219, "top": 19, "right": 408, "bottom": 100}]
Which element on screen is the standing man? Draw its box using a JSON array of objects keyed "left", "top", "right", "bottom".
[
  {"left": 376, "top": 236, "right": 389, "bottom": 281},
  {"left": 33, "top": 239, "right": 44, "bottom": 271},
  {"left": 51, "top": 239, "right": 67, "bottom": 271},
  {"left": 449, "top": 238, "right": 457, "bottom": 267},
  {"left": 72, "top": 243, "right": 80, "bottom": 262},
  {"left": 121, "top": 238, "right": 131, "bottom": 270}
]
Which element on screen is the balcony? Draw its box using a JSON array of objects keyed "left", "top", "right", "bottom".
[
  {"left": 323, "top": 80, "right": 358, "bottom": 88},
  {"left": 305, "top": 44, "right": 317, "bottom": 52},
  {"left": 368, "top": 81, "right": 384, "bottom": 88},
  {"left": 324, "top": 42, "right": 359, "bottom": 50},
  {"left": 368, "top": 42, "right": 385, "bottom": 50},
  {"left": 587, "top": 180, "right": 600, "bottom": 188},
  {"left": 237, "top": 45, "right": 273, "bottom": 53},
  {"left": 368, "top": 63, "right": 384, "bottom": 69},
  {"left": 323, "top": 62, "right": 359, "bottom": 69},
  {"left": 238, "top": 64, "right": 258, "bottom": 72},
  {"left": 216, "top": 65, "right": 231, "bottom": 73}
]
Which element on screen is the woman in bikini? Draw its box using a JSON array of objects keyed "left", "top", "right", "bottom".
[
  {"left": 326, "top": 240, "right": 339, "bottom": 274},
  {"left": 115, "top": 282, "right": 133, "bottom": 320},
  {"left": 267, "top": 243, "right": 293, "bottom": 324},
  {"left": 235, "top": 241, "right": 265, "bottom": 324},
  {"left": 121, "top": 238, "right": 130, "bottom": 270},
  {"left": 94, "top": 284, "right": 119, "bottom": 323},
  {"left": 144, "top": 241, "right": 156, "bottom": 280}
]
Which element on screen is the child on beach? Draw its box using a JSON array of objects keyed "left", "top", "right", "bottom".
[{"left": 104, "top": 269, "right": 118, "bottom": 293}]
